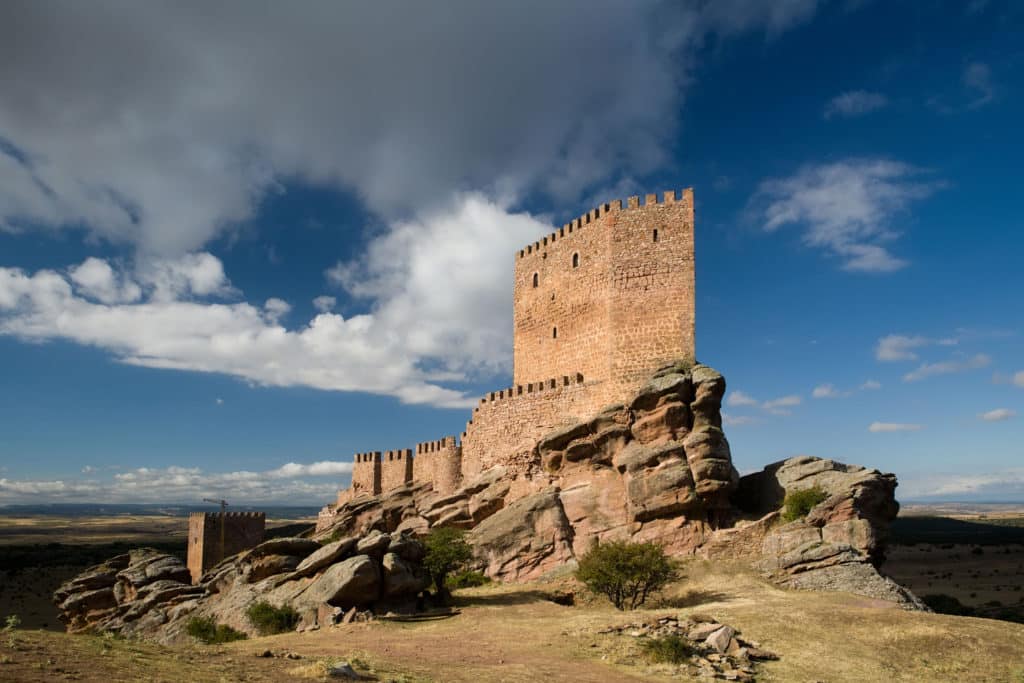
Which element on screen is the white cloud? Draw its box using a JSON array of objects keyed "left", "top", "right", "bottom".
[
  {"left": 978, "top": 408, "right": 1016, "bottom": 422},
  {"left": 727, "top": 389, "right": 802, "bottom": 415},
  {"left": 823, "top": 90, "right": 888, "bottom": 119},
  {"left": 0, "top": 2, "right": 824, "bottom": 257},
  {"left": 215, "top": 398, "right": 224, "bottom": 406},
  {"left": 722, "top": 413, "right": 759, "bottom": 427},
  {"left": 81, "top": 465, "right": 96, "bottom": 474},
  {"left": 263, "top": 297, "right": 291, "bottom": 324},
  {"left": 868, "top": 422, "right": 923, "bottom": 433},
  {"left": 0, "top": 253, "right": 478, "bottom": 407},
  {"left": 1016, "top": 371, "right": 1024, "bottom": 388},
  {"left": 812, "top": 383, "right": 846, "bottom": 398},
  {"left": 69, "top": 257, "right": 141, "bottom": 304},
  {"left": 875, "top": 333, "right": 957, "bottom": 361},
  {"left": 312, "top": 296, "right": 336, "bottom": 313},
  {"left": 860, "top": 379, "right": 882, "bottom": 390},
  {"left": 901, "top": 468, "right": 1024, "bottom": 500},
  {"left": 964, "top": 61, "right": 995, "bottom": 109},
  {"left": 902, "top": 353, "right": 991, "bottom": 382},
  {"left": 753, "top": 159, "right": 941, "bottom": 272},
  {"left": 762, "top": 394, "right": 802, "bottom": 415},
  {"left": 0, "top": 460, "right": 355, "bottom": 505},
  {"left": 726, "top": 390, "right": 760, "bottom": 407}
]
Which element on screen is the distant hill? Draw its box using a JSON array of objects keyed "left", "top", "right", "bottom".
[{"left": 0, "top": 503, "right": 320, "bottom": 518}]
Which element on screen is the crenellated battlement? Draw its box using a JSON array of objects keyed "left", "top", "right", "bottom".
[
  {"left": 416, "top": 435, "right": 459, "bottom": 454},
  {"left": 189, "top": 511, "right": 266, "bottom": 521},
  {"left": 517, "top": 189, "right": 691, "bottom": 260},
  {"left": 354, "top": 451, "right": 382, "bottom": 463},
  {"left": 471, "top": 373, "right": 586, "bottom": 412}
]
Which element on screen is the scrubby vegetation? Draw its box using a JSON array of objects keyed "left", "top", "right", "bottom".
[
  {"left": 185, "top": 616, "right": 247, "bottom": 644},
  {"left": 245, "top": 601, "right": 299, "bottom": 635},
  {"left": 575, "top": 540, "right": 680, "bottom": 610},
  {"left": 640, "top": 634, "right": 694, "bottom": 663},
  {"left": 781, "top": 486, "right": 828, "bottom": 522},
  {"left": 423, "top": 527, "right": 474, "bottom": 603},
  {"left": 446, "top": 569, "right": 491, "bottom": 590}
]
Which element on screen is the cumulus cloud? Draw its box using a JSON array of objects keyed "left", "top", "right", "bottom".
[
  {"left": 978, "top": 408, "right": 1016, "bottom": 422},
  {"left": 0, "top": 253, "right": 478, "bottom": 407},
  {"left": 263, "top": 298, "right": 291, "bottom": 324},
  {"left": 0, "top": 1, "right": 826, "bottom": 256},
  {"left": 868, "top": 422, "right": 923, "bottom": 433},
  {"left": 722, "top": 413, "right": 759, "bottom": 427},
  {"left": 753, "top": 159, "right": 942, "bottom": 272},
  {"left": 860, "top": 379, "right": 882, "bottom": 390},
  {"left": 312, "top": 296, "right": 336, "bottom": 313},
  {"left": 823, "top": 90, "right": 888, "bottom": 119},
  {"left": 875, "top": 333, "right": 957, "bottom": 361},
  {"left": 69, "top": 258, "right": 141, "bottom": 304},
  {"left": 0, "top": 460, "right": 354, "bottom": 505},
  {"left": 902, "top": 353, "right": 991, "bottom": 382}
]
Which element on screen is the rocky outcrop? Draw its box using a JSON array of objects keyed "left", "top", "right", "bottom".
[
  {"left": 314, "top": 361, "right": 922, "bottom": 609},
  {"left": 54, "top": 529, "right": 430, "bottom": 642}
]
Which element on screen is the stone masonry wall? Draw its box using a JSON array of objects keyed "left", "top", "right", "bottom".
[
  {"left": 460, "top": 376, "right": 612, "bottom": 479},
  {"left": 380, "top": 449, "right": 413, "bottom": 492},
  {"left": 187, "top": 511, "right": 265, "bottom": 583},
  {"left": 513, "top": 189, "right": 695, "bottom": 407},
  {"left": 414, "top": 436, "right": 462, "bottom": 495}
]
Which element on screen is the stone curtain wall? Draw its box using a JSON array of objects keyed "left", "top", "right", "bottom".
[
  {"left": 413, "top": 436, "right": 462, "bottom": 495},
  {"left": 460, "top": 376, "right": 611, "bottom": 478},
  {"left": 380, "top": 449, "right": 414, "bottom": 491},
  {"left": 513, "top": 190, "right": 695, "bottom": 406},
  {"left": 187, "top": 511, "right": 266, "bottom": 583}
]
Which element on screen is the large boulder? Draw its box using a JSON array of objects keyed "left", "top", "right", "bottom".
[{"left": 297, "top": 555, "right": 381, "bottom": 609}]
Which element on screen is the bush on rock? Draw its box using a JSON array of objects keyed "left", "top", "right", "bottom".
[{"left": 246, "top": 601, "right": 299, "bottom": 635}]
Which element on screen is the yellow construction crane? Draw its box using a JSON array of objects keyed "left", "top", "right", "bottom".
[{"left": 203, "top": 498, "right": 229, "bottom": 562}]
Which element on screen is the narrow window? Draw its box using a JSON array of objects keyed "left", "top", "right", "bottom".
[
  {"left": 653, "top": 229, "right": 659, "bottom": 243},
  {"left": 532, "top": 272, "right": 538, "bottom": 288},
  {"left": 572, "top": 253, "right": 579, "bottom": 268},
  {"left": 552, "top": 327, "right": 558, "bottom": 339}
]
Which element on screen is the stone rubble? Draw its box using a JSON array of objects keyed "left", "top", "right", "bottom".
[{"left": 599, "top": 614, "right": 778, "bottom": 681}]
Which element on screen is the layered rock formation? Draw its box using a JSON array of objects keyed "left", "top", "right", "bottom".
[
  {"left": 54, "top": 530, "right": 430, "bottom": 642},
  {"left": 315, "top": 361, "right": 921, "bottom": 607}
]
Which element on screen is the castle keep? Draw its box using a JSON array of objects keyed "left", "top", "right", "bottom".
[{"left": 326, "top": 189, "right": 695, "bottom": 514}]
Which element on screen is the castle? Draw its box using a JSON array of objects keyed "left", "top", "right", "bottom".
[{"left": 325, "top": 189, "right": 695, "bottom": 514}]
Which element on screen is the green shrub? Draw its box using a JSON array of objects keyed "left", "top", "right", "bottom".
[
  {"left": 781, "top": 485, "right": 829, "bottom": 522},
  {"left": 423, "top": 527, "right": 474, "bottom": 603},
  {"left": 446, "top": 570, "right": 491, "bottom": 590},
  {"left": 246, "top": 601, "right": 299, "bottom": 635},
  {"left": 640, "top": 634, "right": 694, "bottom": 663},
  {"left": 575, "top": 540, "right": 680, "bottom": 610},
  {"left": 185, "top": 616, "right": 247, "bottom": 644}
]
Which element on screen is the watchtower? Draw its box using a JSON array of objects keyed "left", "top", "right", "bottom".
[{"left": 187, "top": 511, "right": 265, "bottom": 583}]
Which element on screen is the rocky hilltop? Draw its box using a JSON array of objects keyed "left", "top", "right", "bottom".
[{"left": 55, "top": 361, "right": 923, "bottom": 640}]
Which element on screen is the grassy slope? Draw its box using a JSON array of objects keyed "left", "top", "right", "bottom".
[{"left": 5, "top": 560, "right": 1022, "bottom": 682}]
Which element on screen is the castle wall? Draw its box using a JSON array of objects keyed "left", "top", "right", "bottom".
[
  {"left": 414, "top": 436, "right": 462, "bottom": 495},
  {"left": 187, "top": 511, "right": 266, "bottom": 583},
  {"left": 460, "top": 375, "right": 611, "bottom": 478},
  {"left": 512, "top": 190, "right": 695, "bottom": 407},
  {"left": 381, "top": 449, "right": 413, "bottom": 491}
]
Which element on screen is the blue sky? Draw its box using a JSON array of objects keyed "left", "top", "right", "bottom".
[{"left": 0, "top": 1, "right": 1021, "bottom": 505}]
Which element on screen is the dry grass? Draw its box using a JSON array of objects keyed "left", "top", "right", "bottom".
[{"left": 4, "top": 558, "right": 1024, "bottom": 681}]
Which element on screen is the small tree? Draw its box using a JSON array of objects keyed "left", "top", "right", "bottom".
[
  {"left": 575, "top": 540, "right": 680, "bottom": 610},
  {"left": 423, "top": 526, "right": 473, "bottom": 603},
  {"left": 246, "top": 601, "right": 299, "bottom": 635}
]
